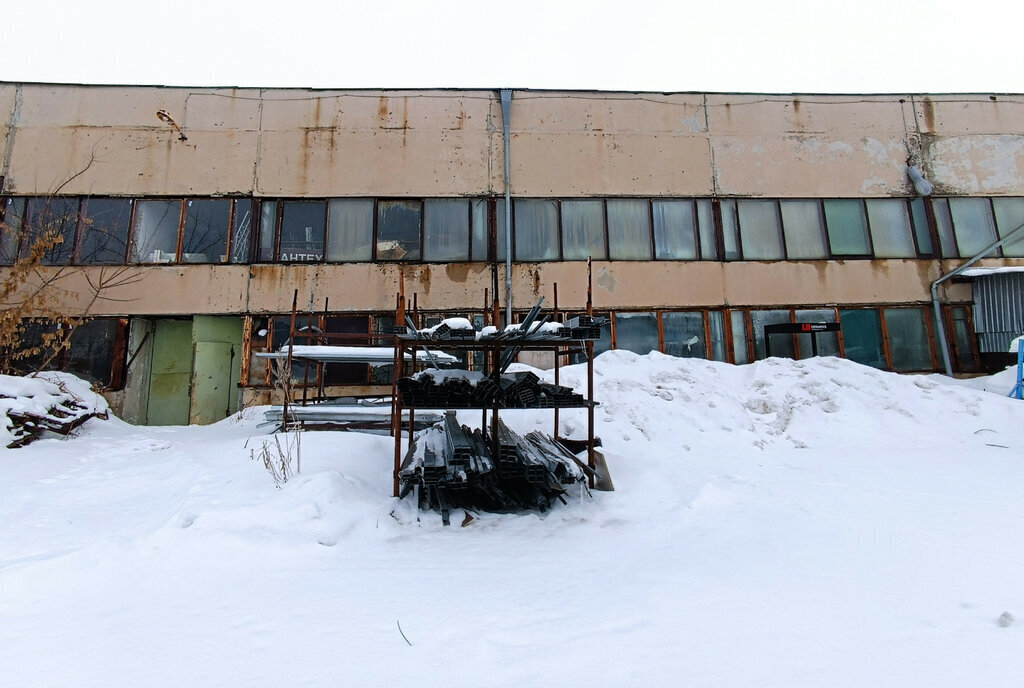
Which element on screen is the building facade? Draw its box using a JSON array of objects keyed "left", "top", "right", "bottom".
[{"left": 1, "top": 83, "right": 1023, "bottom": 424}]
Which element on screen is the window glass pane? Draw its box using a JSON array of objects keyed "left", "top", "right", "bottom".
[
  {"left": 839, "top": 309, "right": 886, "bottom": 369},
  {"left": 495, "top": 199, "right": 508, "bottom": 262},
  {"left": 513, "top": 199, "right": 558, "bottom": 261},
  {"left": 182, "top": 199, "right": 230, "bottom": 263},
  {"left": 737, "top": 200, "right": 783, "bottom": 260},
  {"left": 992, "top": 197, "right": 1024, "bottom": 258},
  {"left": 471, "top": 199, "right": 488, "bottom": 261},
  {"left": 730, "top": 310, "right": 750, "bottom": 364},
  {"left": 279, "top": 201, "right": 325, "bottom": 262},
  {"left": 78, "top": 198, "right": 131, "bottom": 265},
  {"left": 560, "top": 199, "right": 606, "bottom": 260},
  {"left": 422, "top": 199, "right": 470, "bottom": 261},
  {"left": 258, "top": 201, "right": 277, "bottom": 262},
  {"left": 948, "top": 197, "right": 997, "bottom": 257},
  {"left": 24, "top": 197, "right": 78, "bottom": 265},
  {"left": 794, "top": 309, "right": 839, "bottom": 358},
  {"left": 130, "top": 199, "right": 180, "bottom": 263},
  {"left": 614, "top": 312, "right": 658, "bottom": 355},
  {"left": 720, "top": 199, "right": 740, "bottom": 260},
  {"left": 866, "top": 199, "right": 916, "bottom": 258},
  {"left": 696, "top": 200, "right": 718, "bottom": 260},
  {"left": 271, "top": 316, "right": 314, "bottom": 381},
  {"left": 930, "top": 198, "right": 957, "bottom": 257},
  {"left": 323, "top": 315, "right": 370, "bottom": 385},
  {"left": 752, "top": 310, "right": 795, "bottom": 359},
  {"left": 229, "top": 200, "right": 254, "bottom": 264},
  {"left": 663, "top": 312, "right": 706, "bottom": 358},
  {"left": 377, "top": 200, "right": 421, "bottom": 260},
  {"left": 607, "top": 199, "right": 651, "bottom": 260},
  {"left": 824, "top": 199, "right": 870, "bottom": 255},
  {"left": 652, "top": 200, "right": 697, "bottom": 260},
  {"left": 1, "top": 197, "right": 26, "bottom": 265},
  {"left": 780, "top": 200, "right": 826, "bottom": 259},
  {"left": 66, "top": 319, "right": 118, "bottom": 386},
  {"left": 884, "top": 307, "right": 933, "bottom": 371},
  {"left": 950, "top": 306, "right": 977, "bottom": 372},
  {"left": 909, "top": 198, "right": 933, "bottom": 255},
  {"left": 326, "top": 199, "right": 373, "bottom": 262}
]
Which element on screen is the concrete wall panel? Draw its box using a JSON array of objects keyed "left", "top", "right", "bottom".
[
  {"left": 924, "top": 135, "right": 1024, "bottom": 196},
  {"left": 914, "top": 95, "right": 1024, "bottom": 136}
]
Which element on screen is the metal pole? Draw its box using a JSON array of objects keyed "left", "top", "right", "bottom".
[{"left": 500, "top": 88, "right": 513, "bottom": 326}]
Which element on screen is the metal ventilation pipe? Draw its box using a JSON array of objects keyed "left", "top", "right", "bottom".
[{"left": 500, "top": 89, "right": 513, "bottom": 325}]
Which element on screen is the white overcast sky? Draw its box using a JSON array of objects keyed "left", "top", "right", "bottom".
[{"left": 4, "top": 0, "right": 1023, "bottom": 93}]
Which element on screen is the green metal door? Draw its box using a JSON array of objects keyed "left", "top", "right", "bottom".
[
  {"left": 146, "top": 320, "right": 192, "bottom": 425},
  {"left": 188, "top": 316, "right": 244, "bottom": 425}
]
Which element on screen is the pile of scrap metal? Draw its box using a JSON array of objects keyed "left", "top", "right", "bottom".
[
  {"left": 397, "top": 369, "right": 587, "bottom": 409},
  {"left": 399, "top": 412, "right": 590, "bottom": 525}
]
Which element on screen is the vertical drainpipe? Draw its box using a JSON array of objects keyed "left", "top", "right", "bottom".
[{"left": 500, "top": 89, "right": 513, "bottom": 325}]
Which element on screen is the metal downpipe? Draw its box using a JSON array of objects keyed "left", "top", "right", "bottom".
[
  {"left": 932, "top": 220, "right": 1024, "bottom": 376},
  {"left": 500, "top": 89, "right": 513, "bottom": 326}
]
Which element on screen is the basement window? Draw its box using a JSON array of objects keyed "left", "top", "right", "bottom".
[
  {"left": 607, "top": 199, "right": 652, "bottom": 260},
  {"left": 423, "top": 199, "right": 470, "bottom": 262},
  {"left": 662, "top": 311, "right": 706, "bottom": 358},
  {"left": 884, "top": 307, "right": 933, "bottom": 371},
  {"left": 751, "top": 310, "right": 795, "bottom": 359},
  {"left": 794, "top": 309, "right": 840, "bottom": 358},
  {"left": 614, "top": 312, "right": 658, "bottom": 354},
  {"left": 327, "top": 199, "right": 373, "bottom": 261},
  {"left": 79, "top": 198, "right": 132, "bottom": 265},
  {"left": 730, "top": 310, "right": 750, "bottom": 364},
  {"left": 561, "top": 200, "right": 606, "bottom": 260},
  {"left": 377, "top": 200, "right": 421, "bottom": 260},
  {"left": 839, "top": 309, "right": 886, "bottom": 369}
]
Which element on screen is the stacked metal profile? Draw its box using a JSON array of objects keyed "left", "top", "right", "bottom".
[
  {"left": 399, "top": 413, "right": 587, "bottom": 525},
  {"left": 397, "top": 371, "right": 587, "bottom": 409}
]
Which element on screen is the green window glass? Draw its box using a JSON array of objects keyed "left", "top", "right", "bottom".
[
  {"left": 866, "top": 199, "right": 916, "bottom": 258},
  {"left": 824, "top": 199, "right": 870, "bottom": 255},
  {"left": 992, "top": 197, "right": 1024, "bottom": 258},
  {"left": 884, "top": 307, "right": 934, "bottom": 371},
  {"left": 839, "top": 309, "right": 886, "bottom": 369}
]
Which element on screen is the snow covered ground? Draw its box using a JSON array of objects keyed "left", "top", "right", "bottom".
[{"left": 2, "top": 354, "right": 1023, "bottom": 687}]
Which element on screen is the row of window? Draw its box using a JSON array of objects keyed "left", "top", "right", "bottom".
[
  {"left": 3, "top": 195, "right": 1023, "bottom": 266},
  {"left": 245, "top": 303, "right": 976, "bottom": 389}
]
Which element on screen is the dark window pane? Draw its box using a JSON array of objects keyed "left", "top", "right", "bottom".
[
  {"left": 78, "top": 198, "right": 131, "bottom": 265},
  {"left": 663, "top": 312, "right": 706, "bottom": 358},
  {"left": 377, "top": 200, "right": 421, "bottom": 260},
  {"left": 781, "top": 200, "right": 827, "bottom": 259},
  {"left": 323, "top": 315, "right": 370, "bottom": 385},
  {"left": 909, "top": 198, "right": 933, "bottom": 255},
  {"left": 737, "top": 200, "right": 784, "bottom": 260},
  {"left": 513, "top": 199, "right": 558, "bottom": 261},
  {"left": 794, "top": 309, "right": 839, "bottom": 358},
  {"left": 130, "top": 199, "right": 180, "bottom": 263},
  {"left": 949, "top": 198, "right": 998, "bottom": 258},
  {"left": 229, "top": 200, "right": 254, "bottom": 264},
  {"left": 327, "top": 199, "right": 373, "bottom": 261},
  {"left": 866, "top": 199, "right": 916, "bottom": 258},
  {"left": 258, "top": 201, "right": 277, "bottom": 262},
  {"left": 495, "top": 198, "right": 508, "bottom": 262},
  {"left": 614, "top": 312, "right": 658, "bottom": 355},
  {"left": 949, "top": 306, "right": 978, "bottom": 372},
  {"left": 471, "top": 199, "right": 488, "bottom": 261},
  {"left": 279, "top": 201, "right": 326, "bottom": 262},
  {"left": 884, "top": 307, "right": 934, "bottom": 371},
  {"left": 752, "top": 310, "right": 794, "bottom": 359},
  {"left": 824, "top": 199, "right": 870, "bottom": 255},
  {"left": 607, "top": 199, "right": 651, "bottom": 260},
  {"left": 839, "top": 309, "right": 886, "bottom": 369},
  {"left": 653, "top": 200, "right": 697, "bottom": 260},
  {"left": 182, "top": 199, "right": 230, "bottom": 263},
  {"left": 708, "top": 311, "right": 727, "bottom": 361},
  {"left": 24, "top": 197, "right": 78, "bottom": 265},
  {"left": 1, "top": 197, "right": 26, "bottom": 265},
  {"left": 731, "top": 310, "right": 750, "bottom": 364},
  {"left": 561, "top": 200, "right": 606, "bottom": 260},
  {"left": 423, "top": 199, "right": 470, "bottom": 261},
  {"left": 720, "top": 199, "right": 740, "bottom": 260},
  {"left": 992, "top": 197, "right": 1024, "bottom": 258},
  {"left": 66, "top": 319, "right": 118, "bottom": 386},
  {"left": 697, "top": 200, "right": 718, "bottom": 260}
]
